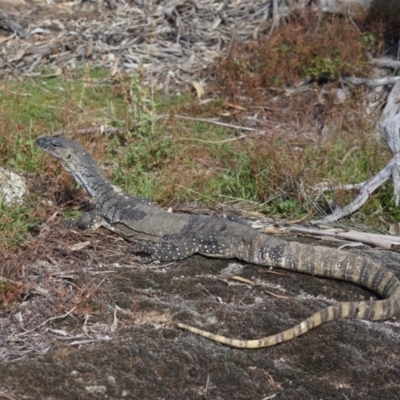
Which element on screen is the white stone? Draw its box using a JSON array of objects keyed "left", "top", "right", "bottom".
[{"left": 0, "top": 167, "right": 27, "bottom": 204}]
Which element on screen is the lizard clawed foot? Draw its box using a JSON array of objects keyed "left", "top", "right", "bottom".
[
  {"left": 65, "top": 218, "right": 79, "bottom": 228},
  {"left": 128, "top": 244, "right": 154, "bottom": 264}
]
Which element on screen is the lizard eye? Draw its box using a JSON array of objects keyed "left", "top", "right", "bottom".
[{"left": 51, "top": 142, "right": 61, "bottom": 148}]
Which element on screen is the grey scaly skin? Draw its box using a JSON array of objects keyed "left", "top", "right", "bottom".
[{"left": 36, "top": 136, "right": 400, "bottom": 348}]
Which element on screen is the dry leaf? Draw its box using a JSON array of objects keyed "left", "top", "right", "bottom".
[
  {"left": 68, "top": 241, "right": 91, "bottom": 251},
  {"left": 262, "top": 227, "right": 284, "bottom": 234},
  {"left": 41, "top": 67, "right": 62, "bottom": 78},
  {"left": 111, "top": 55, "right": 119, "bottom": 76},
  {"left": 264, "top": 290, "right": 292, "bottom": 300},
  {"left": 225, "top": 101, "right": 246, "bottom": 111},
  {"left": 229, "top": 275, "right": 254, "bottom": 285},
  {"left": 48, "top": 328, "right": 69, "bottom": 337},
  {"left": 110, "top": 308, "right": 118, "bottom": 333},
  {"left": 379, "top": 216, "right": 400, "bottom": 236},
  {"left": 192, "top": 81, "right": 204, "bottom": 99}
]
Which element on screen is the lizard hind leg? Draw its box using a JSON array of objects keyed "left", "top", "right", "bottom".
[{"left": 129, "top": 234, "right": 200, "bottom": 262}]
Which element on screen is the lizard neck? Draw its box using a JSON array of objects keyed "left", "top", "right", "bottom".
[{"left": 61, "top": 157, "right": 114, "bottom": 200}]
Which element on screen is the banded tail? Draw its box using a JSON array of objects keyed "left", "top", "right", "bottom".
[{"left": 177, "top": 238, "right": 400, "bottom": 348}]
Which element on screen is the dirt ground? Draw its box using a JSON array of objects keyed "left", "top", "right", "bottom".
[{"left": 1, "top": 226, "right": 400, "bottom": 400}]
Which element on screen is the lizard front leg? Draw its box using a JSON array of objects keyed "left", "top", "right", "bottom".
[{"left": 66, "top": 209, "right": 104, "bottom": 230}]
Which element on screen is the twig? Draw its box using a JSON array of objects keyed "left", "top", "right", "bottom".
[
  {"left": 16, "top": 306, "right": 77, "bottom": 337},
  {"left": 261, "top": 394, "right": 276, "bottom": 400},
  {"left": 267, "top": 0, "right": 279, "bottom": 37},
  {"left": 177, "top": 135, "right": 247, "bottom": 144},
  {"left": 53, "top": 126, "right": 123, "bottom": 136},
  {"left": 263, "top": 289, "right": 292, "bottom": 300},
  {"left": 196, "top": 283, "right": 221, "bottom": 302},
  {"left": 0, "top": 388, "right": 20, "bottom": 400},
  {"left": 0, "top": 53, "right": 20, "bottom": 78},
  {"left": 347, "top": 13, "right": 362, "bottom": 35},
  {"left": 69, "top": 339, "right": 102, "bottom": 346},
  {"left": 0, "top": 10, "right": 30, "bottom": 39},
  {"left": 82, "top": 314, "right": 92, "bottom": 338},
  {"left": 218, "top": 276, "right": 292, "bottom": 299},
  {"left": 176, "top": 185, "right": 224, "bottom": 206},
  {"left": 162, "top": 114, "right": 257, "bottom": 132},
  {"left": 204, "top": 374, "right": 211, "bottom": 395}
]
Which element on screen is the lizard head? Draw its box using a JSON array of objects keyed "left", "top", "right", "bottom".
[
  {"left": 36, "top": 136, "right": 110, "bottom": 198},
  {"left": 36, "top": 136, "right": 77, "bottom": 163}
]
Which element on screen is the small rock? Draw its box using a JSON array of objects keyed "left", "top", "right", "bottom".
[
  {"left": 75, "top": 362, "right": 96, "bottom": 373},
  {"left": 85, "top": 386, "right": 107, "bottom": 395},
  {"left": 107, "top": 375, "right": 116, "bottom": 386},
  {"left": 332, "top": 88, "right": 348, "bottom": 104},
  {"left": 220, "top": 262, "right": 245, "bottom": 276},
  {"left": 0, "top": 167, "right": 26, "bottom": 204}
]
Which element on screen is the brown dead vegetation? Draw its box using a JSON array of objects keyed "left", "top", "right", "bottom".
[
  {"left": 366, "top": 0, "right": 400, "bottom": 56},
  {"left": 211, "top": 11, "right": 374, "bottom": 106},
  {"left": 153, "top": 7, "right": 391, "bottom": 213}
]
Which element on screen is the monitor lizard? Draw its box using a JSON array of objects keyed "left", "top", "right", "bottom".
[{"left": 36, "top": 136, "right": 400, "bottom": 348}]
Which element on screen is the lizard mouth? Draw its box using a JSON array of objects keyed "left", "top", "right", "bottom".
[
  {"left": 35, "top": 136, "right": 51, "bottom": 151},
  {"left": 35, "top": 136, "right": 65, "bottom": 160}
]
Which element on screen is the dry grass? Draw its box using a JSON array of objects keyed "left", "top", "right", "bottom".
[{"left": 211, "top": 10, "right": 375, "bottom": 105}]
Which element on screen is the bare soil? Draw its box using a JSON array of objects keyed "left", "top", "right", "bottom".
[{"left": 1, "top": 222, "right": 400, "bottom": 400}]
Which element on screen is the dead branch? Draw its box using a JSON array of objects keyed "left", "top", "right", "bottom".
[
  {"left": 342, "top": 76, "right": 400, "bottom": 87},
  {"left": 15, "top": 306, "right": 77, "bottom": 337},
  {"left": 314, "top": 114, "right": 400, "bottom": 224},
  {"left": 53, "top": 126, "right": 123, "bottom": 136},
  {"left": 370, "top": 58, "right": 400, "bottom": 69},
  {"left": 0, "top": 10, "right": 30, "bottom": 39},
  {"left": 289, "top": 225, "right": 400, "bottom": 249},
  {"left": 0, "top": 54, "right": 20, "bottom": 78},
  {"left": 376, "top": 80, "right": 400, "bottom": 138},
  {"left": 163, "top": 114, "right": 257, "bottom": 132},
  {"left": 177, "top": 135, "right": 247, "bottom": 144}
]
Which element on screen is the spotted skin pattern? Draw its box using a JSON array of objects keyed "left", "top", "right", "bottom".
[
  {"left": 36, "top": 136, "right": 400, "bottom": 348},
  {"left": 129, "top": 214, "right": 259, "bottom": 264},
  {"left": 130, "top": 216, "right": 229, "bottom": 262}
]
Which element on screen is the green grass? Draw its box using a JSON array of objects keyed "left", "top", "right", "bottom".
[
  {"left": 0, "top": 200, "right": 40, "bottom": 249},
  {"left": 0, "top": 61, "right": 396, "bottom": 254}
]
